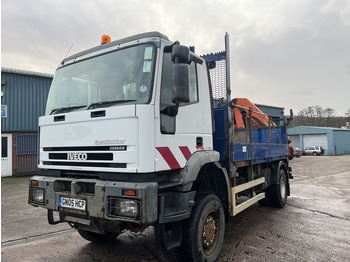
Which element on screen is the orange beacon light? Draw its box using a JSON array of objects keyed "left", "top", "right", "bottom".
[{"left": 101, "top": 35, "right": 111, "bottom": 45}]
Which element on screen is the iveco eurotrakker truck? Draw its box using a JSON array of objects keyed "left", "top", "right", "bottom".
[{"left": 29, "top": 32, "right": 292, "bottom": 262}]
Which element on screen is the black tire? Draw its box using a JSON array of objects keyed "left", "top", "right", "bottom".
[
  {"left": 258, "top": 197, "right": 270, "bottom": 206},
  {"left": 313, "top": 152, "right": 317, "bottom": 156},
  {"left": 259, "top": 184, "right": 275, "bottom": 207},
  {"left": 181, "top": 194, "right": 225, "bottom": 262},
  {"left": 77, "top": 229, "right": 119, "bottom": 244},
  {"left": 270, "top": 167, "right": 288, "bottom": 208}
]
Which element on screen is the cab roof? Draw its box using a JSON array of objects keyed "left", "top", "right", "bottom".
[{"left": 62, "top": 31, "right": 169, "bottom": 65}]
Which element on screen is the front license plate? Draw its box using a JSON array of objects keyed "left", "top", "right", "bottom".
[{"left": 59, "top": 197, "right": 86, "bottom": 211}]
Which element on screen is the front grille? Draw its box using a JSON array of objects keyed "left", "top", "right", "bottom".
[
  {"left": 49, "top": 153, "right": 113, "bottom": 161},
  {"left": 43, "top": 161, "right": 127, "bottom": 168}
]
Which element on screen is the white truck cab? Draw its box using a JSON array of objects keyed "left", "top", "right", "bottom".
[{"left": 39, "top": 32, "right": 212, "bottom": 174}]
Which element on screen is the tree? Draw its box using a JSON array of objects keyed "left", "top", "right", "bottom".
[
  {"left": 345, "top": 108, "right": 350, "bottom": 117},
  {"left": 324, "top": 107, "right": 336, "bottom": 126},
  {"left": 296, "top": 105, "right": 337, "bottom": 127},
  {"left": 289, "top": 106, "right": 350, "bottom": 128}
]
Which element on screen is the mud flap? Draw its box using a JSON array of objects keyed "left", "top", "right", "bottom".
[
  {"left": 289, "top": 166, "right": 294, "bottom": 179},
  {"left": 154, "top": 221, "right": 182, "bottom": 251}
]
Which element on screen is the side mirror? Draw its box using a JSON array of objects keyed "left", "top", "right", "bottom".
[
  {"left": 172, "top": 45, "right": 190, "bottom": 64},
  {"left": 172, "top": 63, "right": 190, "bottom": 103},
  {"left": 172, "top": 44, "right": 190, "bottom": 104}
]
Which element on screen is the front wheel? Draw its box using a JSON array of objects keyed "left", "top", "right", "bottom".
[
  {"left": 181, "top": 194, "right": 225, "bottom": 262},
  {"left": 77, "top": 229, "right": 119, "bottom": 244}
]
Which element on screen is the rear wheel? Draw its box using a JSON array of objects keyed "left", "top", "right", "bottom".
[
  {"left": 270, "top": 167, "right": 288, "bottom": 208},
  {"left": 181, "top": 194, "right": 225, "bottom": 262},
  {"left": 77, "top": 229, "right": 119, "bottom": 244},
  {"left": 313, "top": 152, "right": 317, "bottom": 156}
]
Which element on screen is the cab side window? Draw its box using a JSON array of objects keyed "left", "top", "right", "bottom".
[
  {"left": 160, "top": 49, "right": 175, "bottom": 134},
  {"left": 187, "top": 62, "right": 198, "bottom": 104}
]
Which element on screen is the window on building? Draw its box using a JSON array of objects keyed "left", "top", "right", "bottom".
[{"left": 2, "top": 136, "right": 8, "bottom": 158}]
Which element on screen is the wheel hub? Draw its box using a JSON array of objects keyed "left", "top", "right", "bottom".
[{"left": 202, "top": 215, "right": 216, "bottom": 248}]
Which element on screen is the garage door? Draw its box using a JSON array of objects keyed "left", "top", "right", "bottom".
[
  {"left": 303, "top": 134, "right": 328, "bottom": 154},
  {"left": 289, "top": 135, "right": 300, "bottom": 149}
]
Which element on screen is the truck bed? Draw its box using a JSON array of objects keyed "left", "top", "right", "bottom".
[{"left": 213, "top": 107, "right": 289, "bottom": 166}]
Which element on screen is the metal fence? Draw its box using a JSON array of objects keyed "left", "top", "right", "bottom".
[{"left": 15, "top": 134, "right": 38, "bottom": 173}]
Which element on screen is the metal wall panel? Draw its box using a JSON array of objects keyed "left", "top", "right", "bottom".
[
  {"left": 255, "top": 104, "right": 284, "bottom": 119},
  {"left": 289, "top": 135, "right": 300, "bottom": 149},
  {"left": 333, "top": 130, "right": 350, "bottom": 155},
  {"left": 1, "top": 69, "right": 53, "bottom": 131}
]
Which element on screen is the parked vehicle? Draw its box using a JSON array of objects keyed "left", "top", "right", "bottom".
[
  {"left": 28, "top": 32, "right": 292, "bottom": 262},
  {"left": 303, "top": 146, "right": 324, "bottom": 156},
  {"left": 293, "top": 147, "right": 302, "bottom": 157}
]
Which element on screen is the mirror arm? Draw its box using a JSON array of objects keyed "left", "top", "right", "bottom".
[{"left": 190, "top": 53, "right": 203, "bottom": 65}]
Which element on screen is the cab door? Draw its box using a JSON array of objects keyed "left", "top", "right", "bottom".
[{"left": 155, "top": 46, "right": 212, "bottom": 171}]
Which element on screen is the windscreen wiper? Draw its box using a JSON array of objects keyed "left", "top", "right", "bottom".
[
  {"left": 87, "top": 100, "right": 137, "bottom": 110},
  {"left": 50, "top": 105, "right": 87, "bottom": 115}
]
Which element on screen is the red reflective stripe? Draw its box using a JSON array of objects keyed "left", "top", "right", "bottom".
[
  {"left": 179, "top": 146, "right": 192, "bottom": 161},
  {"left": 196, "top": 146, "right": 204, "bottom": 151},
  {"left": 156, "top": 147, "right": 181, "bottom": 169}
]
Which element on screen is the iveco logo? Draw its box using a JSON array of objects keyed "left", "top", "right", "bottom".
[{"left": 67, "top": 153, "right": 88, "bottom": 161}]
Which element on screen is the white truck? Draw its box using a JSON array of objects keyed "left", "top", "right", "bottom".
[{"left": 29, "top": 32, "right": 292, "bottom": 261}]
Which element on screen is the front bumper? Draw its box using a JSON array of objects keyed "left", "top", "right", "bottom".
[{"left": 28, "top": 176, "right": 158, "bottom": 225}]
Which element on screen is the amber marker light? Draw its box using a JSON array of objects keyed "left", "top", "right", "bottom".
[
  {"left": 31, "top": 180, "right": 39, "bottom": 186},
  {"left": 101, "top": 35, "right": 111, "bottom": 45},
  {"left": 123, "top": 189, "right": 137, "bottom": 197}
]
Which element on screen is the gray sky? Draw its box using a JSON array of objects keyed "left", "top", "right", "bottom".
[{"left": 2, "top": 0, "right": 350, "bottom": 115}]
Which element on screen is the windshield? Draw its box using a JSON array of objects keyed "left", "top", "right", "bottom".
[{"left": 45, "top": 44, "right": 156, "bottom": 115}]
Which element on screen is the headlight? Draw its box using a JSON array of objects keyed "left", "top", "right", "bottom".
[
  {"left": 29, "top": 188, "right": 45, "bottom": 205},
  {"left": 119, "top": 200, "right": 139, "bottom": 217},
  {"left": 107, "top": 197, "right": 140, "bottom": 219}
]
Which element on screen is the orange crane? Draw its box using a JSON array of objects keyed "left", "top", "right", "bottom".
[{"left": 231, "top": 98, "right": 274, "bottom": 128}]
